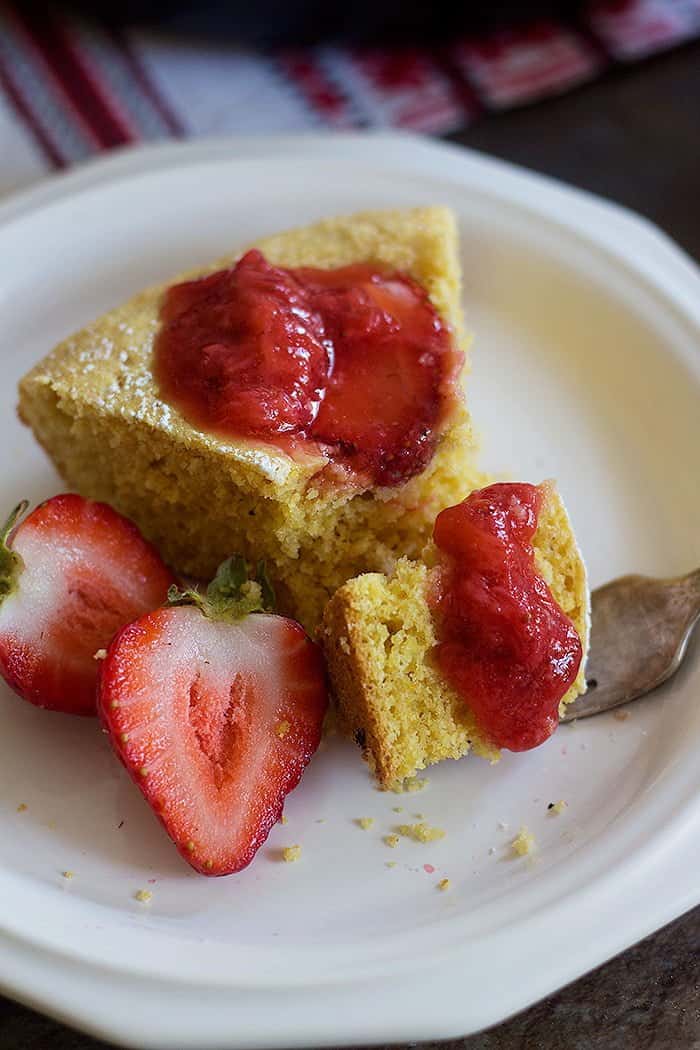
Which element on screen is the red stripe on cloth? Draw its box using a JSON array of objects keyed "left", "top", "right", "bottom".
[
  {"left": 432, "top": 47, "right": 484, "bottom": 124},
  {"left": 0, "top": 48, "right": 63, "bottom": 166},
  {"left": 278, "top": 52, "right": 354, "bottom": 126},
  {"left": 110, "top": 30, "right": 185, "bottom": 136},
  {"left": 454, "top": 22, "right": 601, "bottom": 108},
  {"left": 6, "top": 6, "right": 103, "bottom": 148},
  {"left": 11, "top": 7, "right": 134, "bottom": 149},
  {"left": 586, "top": 0, "right": 697, "bottom": 59},
  {"left": 353, "top": 48, "right": 465, "bottom": 129},
  {"left": 59, "top": 23, "right": 142, "bottom": 143}
]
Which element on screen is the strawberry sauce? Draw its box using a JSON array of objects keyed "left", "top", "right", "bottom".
[
  {"left": 429, "top": 483, "right": 582, "bottom": 751},
  {"left": 154, "top": 250, "right": 463, "bottom": 486}
]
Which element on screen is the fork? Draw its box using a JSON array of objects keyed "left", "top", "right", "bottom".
[{"left": 561, "top": 568, "right": 700, "bottom": 721}]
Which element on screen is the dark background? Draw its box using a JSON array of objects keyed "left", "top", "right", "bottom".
[
  {"left": 54, "top": 0, "right": 589, "bottom": 46},
  {"left": 1, "top": 15, "right": 699, "bottom": 1050}
]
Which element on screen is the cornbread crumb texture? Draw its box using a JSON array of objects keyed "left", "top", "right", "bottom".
[
  {"left": 356, "top": 817, "right": 374, "bottom": 830},
  {"left": 18, "top": 207, "right": 478, "bottom": 632},
  {"left": 438, "top": 878, "right": 451, "bottom": 891},
  {"left": 134, "top": 888, "right": 153, "bottom": 903},
  {"left": 275, "top": 721, "right": 290, "bottom": 738},
  {"left": 384, "top": 835, "right": 400, "bottom": 848},
  {"left": 511, "top": 827, "right": 536, "bottom": 857},
  {"left": 397, "top": 822, "right": 445, "bottom": 843},
  {"left": 16, "top": 803, "right": 27, "bottom": 813},
  {"left": 62, "top": 870, "right": 75, "bottom": 880},
  {"left": 282, "top": 844, "right": 302, "bottom": 863},
  {"left": 401, "top": 777, "right": 429, "bottom": 794},
  {"left": 320, "top": 483, "right": 589, "bottom": 787},
  {"left": 320, "top": 558, "right": 494, "bottom": 789}
]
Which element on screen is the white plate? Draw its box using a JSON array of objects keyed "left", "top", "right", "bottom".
[{"left": 0, "top": 133, "right": 699, "bottom": 1049}]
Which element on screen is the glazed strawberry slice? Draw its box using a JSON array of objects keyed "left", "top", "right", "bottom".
[
  {"left": 98, "top": 558, "right": 328, "bottom": 876},
  {"left": 0, "top": 494, "right": 176, "bottom": 716}
]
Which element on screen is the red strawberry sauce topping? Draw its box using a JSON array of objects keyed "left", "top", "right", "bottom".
[
  {"left": 429, "top": 483, "right": 582, "bottom": 752},
  {"left": 154, "top": 250, "right": 463, "bottom": 487}
]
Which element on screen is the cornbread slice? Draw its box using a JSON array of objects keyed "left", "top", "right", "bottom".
[
  {"left": 18, "top": 207, "right": 481, "bottom": 631},
  {"left": 320, "top": 483, "right": 589, "bottom": 788}
]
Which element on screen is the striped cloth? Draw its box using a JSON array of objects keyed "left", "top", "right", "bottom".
[{"left": 1, "top": 0, "right": 699, "bottom": 194}]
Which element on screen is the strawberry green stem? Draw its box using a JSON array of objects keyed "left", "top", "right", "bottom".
[
  {"left": 167, "top": 555, "right": 276, "bottom": 623},
  {"left": 0, "top": 500, "right": 28, "bottom": 602}
]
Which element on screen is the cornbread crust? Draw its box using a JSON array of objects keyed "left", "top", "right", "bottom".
[
  {"left": 18, "top": 207, "right": 480, "bottom": 630},
  {"left": 320, "top": 484, "right": 589, "bottom": 789}
]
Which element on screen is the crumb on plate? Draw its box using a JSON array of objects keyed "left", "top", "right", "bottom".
[
  {"left": 548, "top": 800, "right": 567, "bottom": 815},
  {"left": 384, "top": 834, "right": 400, "bottom": 848},
  {"left": 134, "top": 889, "right": 152, "bottom": 903},
  {"left": 282, "top": 844, "right": 302, "bottom": 863},
  {"left": 356, "top": 817, "right": 374, "bottom": 830},
  {"left": 511, "top": 826, "right": 536, "bottom": 857},
  {"left": 397, "top": 822, "right": 445, "bottom": 843},
  {"left": 437, "top": 878, "right": 451, "bottom": 891}
]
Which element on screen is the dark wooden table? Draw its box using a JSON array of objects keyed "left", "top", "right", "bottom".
[{"left": 1, "top": 39, "right": 699, "bottom": 1050}]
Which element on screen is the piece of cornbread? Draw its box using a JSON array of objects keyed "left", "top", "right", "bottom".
[
  {"left": 319, "top": 483, "right": 589, "bottom": 789},
  {"left": 18, "top": 207, "right": 482, "bottom": 630}
]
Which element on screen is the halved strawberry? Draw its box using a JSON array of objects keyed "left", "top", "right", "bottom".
[
  {"left": 97, "top": 558, "right": 328, "bottom": 876},
  {"left": 0, "top": 494, "right": 176, "bottom": 716}
]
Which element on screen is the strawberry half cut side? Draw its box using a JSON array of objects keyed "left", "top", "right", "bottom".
[
  {"left": 98, "top": 557, "right": 328, "bottom": 875},
  {"left": 0, "top": 494, "right": 176, "bottom": 715}
]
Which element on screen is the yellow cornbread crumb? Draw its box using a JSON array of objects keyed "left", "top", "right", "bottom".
[
  {"left": 279, "top": 813, "right": 288, "bottom": 825},
  {"left": 16, "top": 803, "right": 27, "bottom": 813},
  {"left": 386, "top": 861, "right": 397, "bottom": 869},
  {"left": 320, "top": 482, "right": 589, "bottom": 788},
  {"left": 548, "top": 800, "right": 567, "bottom": 815},
  {"left": 511, "top": 827, "right": 536, "bottom": 857},
  {"left": 93, "top": 648, "right": 107, "bottom": 661},
  {"left": 134, "top": 889, "right": 152, "bottom": 903},
  {"left": 276, "top": 721, "right": 290, "bottom": 739},
  {"left": 392, "top": 806, "right": 403, "bottom": 813},
  {"left": 282, "top": 845, "right": 302, "bottom": 863},
  {"left": 403, "top": 777, "right": 429, "bottom": 793},
  {"left": 356, "top": 817, "right": 374, "bottom": 830},
  {"left": 19, "top": 207, "right": 478, "bottom": 633},
  {"left": 384, "top": 835, "right": 400, "bottom": 848},
  {"left": 62, "top": 870, "right": 75, "bottom": 880},
  {"left": 438, "top": 878, "right": 451, "bottom": 891},
  {"left": 397, "top": 822, "right": 445, "bottom": 843}
]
